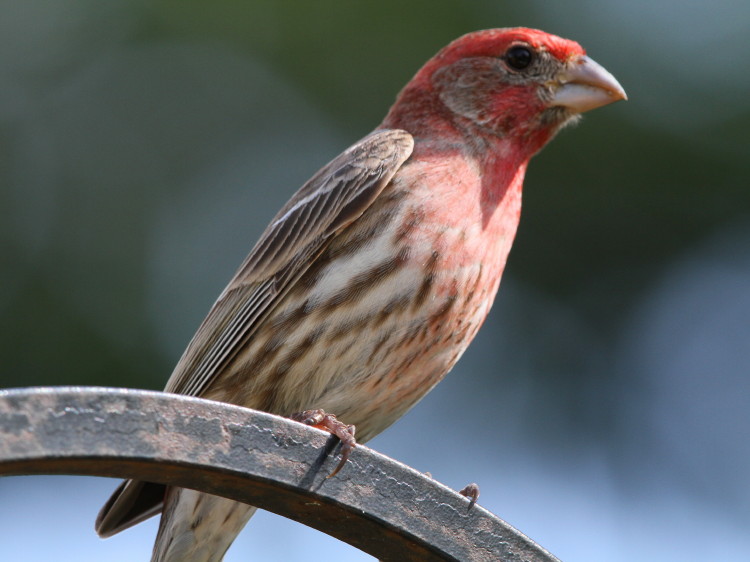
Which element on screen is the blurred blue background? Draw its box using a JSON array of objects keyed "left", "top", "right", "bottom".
[{"left": 2, "top": 1, "right": 749, "bottom": 560}]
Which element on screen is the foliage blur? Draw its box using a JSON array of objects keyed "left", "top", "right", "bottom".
[{"left": 1, "top": 1, "right": 749, "bottom": 560}]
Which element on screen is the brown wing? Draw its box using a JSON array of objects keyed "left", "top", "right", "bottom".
[
  {"left": 95, "top": 129, "right": 413, "bottom": 537},
  {"left": 165, "top": 128, "right": 413, "bottom": 397}
]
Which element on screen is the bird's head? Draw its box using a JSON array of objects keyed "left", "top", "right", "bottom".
[{"left": 384, "top": 28, "right": 626, "bottom": 156}]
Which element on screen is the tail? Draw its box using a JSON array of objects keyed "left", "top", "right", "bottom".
[
  {"left": 152, "top": 488, "right": 257, "bottom": 562},
  {"left": 97, "top": 480, "right": 256, "bottom": 562},
  {"left": 95, "top": 479, "right": 165, "bottom": 538}
]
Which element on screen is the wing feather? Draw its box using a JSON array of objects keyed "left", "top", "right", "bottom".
[{"left": 164, "top": 129, "right": 413, "bottom": 397}]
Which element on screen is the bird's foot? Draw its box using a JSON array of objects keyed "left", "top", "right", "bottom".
[
  {"left": 459, "top": 482, "right": 480, "bottom": 509},
  {"left": 290, "top": 409, "right": 356, "bottom": 478}
]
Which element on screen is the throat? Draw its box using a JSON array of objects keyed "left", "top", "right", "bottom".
[{"left": 481, "top": 146, "right": 528, "bottom": 212}]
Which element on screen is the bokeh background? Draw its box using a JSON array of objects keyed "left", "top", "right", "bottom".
[{"left": 2, "top": 1, "right": 749, "bottom": 560}]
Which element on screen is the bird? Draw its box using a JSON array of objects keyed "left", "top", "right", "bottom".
[{"left": 95, "top": 27, "right": 626, "bottom": 561}]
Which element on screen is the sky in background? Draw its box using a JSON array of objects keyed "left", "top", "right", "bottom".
[{"left": 2, "top": 0, "right": 749, "bottom": 560}]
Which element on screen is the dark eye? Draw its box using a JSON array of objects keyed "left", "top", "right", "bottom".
[{"left": 504, "top": 45, "right": 533, "bottom": 70}]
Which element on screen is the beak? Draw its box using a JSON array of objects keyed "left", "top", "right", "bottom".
[{"left": 551, "top": 55, "right": 627, "bottom": 113}]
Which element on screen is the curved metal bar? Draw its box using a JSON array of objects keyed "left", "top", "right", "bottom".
[{"left": 0, "top": 386, "right": 559, "bottom": 562}]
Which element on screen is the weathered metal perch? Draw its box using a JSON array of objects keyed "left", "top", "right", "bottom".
[{"left": 0, "top": 386, "right": 559, "bottom": 562}]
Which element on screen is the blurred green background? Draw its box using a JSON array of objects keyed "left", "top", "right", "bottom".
[{"left": 2, "top": 1, "right": 749, "bottom": 560}]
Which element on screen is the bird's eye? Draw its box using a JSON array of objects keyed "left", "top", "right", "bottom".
[{"left": 504, "top": 45, "right": 534, "bottom": 70}]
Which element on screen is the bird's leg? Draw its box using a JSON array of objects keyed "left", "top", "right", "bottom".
[
  {"left": 290, "top": 409, "right": 356, "bottom": 478},
  {"left": 458, "top": 482, "right": 480, "bottom": 509}
]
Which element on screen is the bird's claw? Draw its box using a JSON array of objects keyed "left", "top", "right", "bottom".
[
  {"left": 290, "top": 409, "right": 356, "bottom": 478},
  {"left": 459, "top": 482, "right": 480, "bottom": 509}
]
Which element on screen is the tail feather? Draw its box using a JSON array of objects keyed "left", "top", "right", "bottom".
[
  {"left": 95, "top": 479, "right": 165, "bottom": 538},
  {"left": 152, "top": 488, "right": 257, "bottom": 562}
]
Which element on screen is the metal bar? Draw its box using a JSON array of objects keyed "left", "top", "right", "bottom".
[{"left": 0, "top": 386, "right": 560, "bottom": 562}]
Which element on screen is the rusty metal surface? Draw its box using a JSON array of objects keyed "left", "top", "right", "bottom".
[{"left": 0, "top": 386, "right": 560, "bottom": 562}]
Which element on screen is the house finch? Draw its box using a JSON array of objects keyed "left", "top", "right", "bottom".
[{"left": 95, "top": 28, "right": 625, "bottom": 561}]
